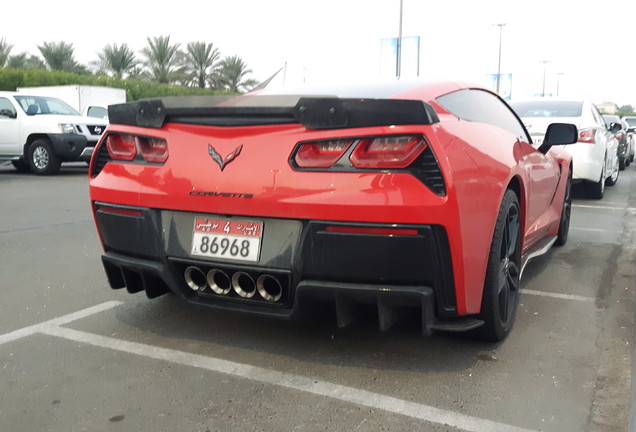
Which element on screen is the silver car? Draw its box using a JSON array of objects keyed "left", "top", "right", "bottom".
[{"left": 510, "top": 99, "right": 620, "bottom": 199}]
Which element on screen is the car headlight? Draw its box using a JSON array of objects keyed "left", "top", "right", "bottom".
[{"left": 59, "top": 123, "right": 77, "bottom": 134}]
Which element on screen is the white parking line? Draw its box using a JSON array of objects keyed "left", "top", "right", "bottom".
[
  {"left": 0, "top": 300, "right": 541, "bottom": 432},
  {"left": 572, "top": 204, "right": 631, "bottom": 211},
  {"left": 0, "top": 301, "right": 122, "bottom": 346},
  {"left": 522, "top": 289, "right": 595, "bottom": 302},
  {"left": 40, "top": 325, "right": 541, "bottom": 432}
]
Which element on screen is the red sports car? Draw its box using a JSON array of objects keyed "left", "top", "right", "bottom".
[{"left": 89, "top": 81, "right": 577, "bottom": 341}]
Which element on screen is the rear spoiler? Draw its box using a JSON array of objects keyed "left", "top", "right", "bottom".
[{"left": 108, "top": 95, "right": 439, "bottom": 130}]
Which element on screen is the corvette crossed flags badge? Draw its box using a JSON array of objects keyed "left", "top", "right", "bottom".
[{"left": 208, "top": 144, "right": 243, "bottom": 171}]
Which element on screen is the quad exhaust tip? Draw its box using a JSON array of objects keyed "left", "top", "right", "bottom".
[{"left": 183, "top": 266, "right": 284, "bottom": 303}]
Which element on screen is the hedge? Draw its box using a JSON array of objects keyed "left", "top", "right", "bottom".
[{"left": 0, "top": 68, "right": 233, "bottom": 101}]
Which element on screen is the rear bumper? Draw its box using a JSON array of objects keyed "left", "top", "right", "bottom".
[{"left": 94, "top": 203, "right": 466, "bottom": 333}]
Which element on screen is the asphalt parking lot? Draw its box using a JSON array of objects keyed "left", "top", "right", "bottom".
[{"left": 1, "top": 162, "right": 634, "bottom": 432}]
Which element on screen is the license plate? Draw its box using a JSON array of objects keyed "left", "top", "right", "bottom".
[{"left": 191, "top": 217, "right": 263, "bottom": 262}]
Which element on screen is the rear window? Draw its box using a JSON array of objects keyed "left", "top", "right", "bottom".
[{"left": 509, "top": 101, "right": 583, "bottom": 118}]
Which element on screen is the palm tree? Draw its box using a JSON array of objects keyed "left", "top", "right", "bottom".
[
  {"left": 94, "top": 43, "right": 137, "bottom": 79},
  {"left": 0, "top": 37, "right": 13, "bottom": 67},
  {"left": 140, "top": 35, "right": 183, "bottom": 84},
  {"left": 185, "top": 41, "right": 220, "bottom": 88},
  {"left": 214, "top": 55, "right": 258, "bottom": 93},
  {"left": 38, "top": 41, "right": 81, "bottom": 72},
  {"left": 7, "top": 53, "right": 46, "bottom": 69}
]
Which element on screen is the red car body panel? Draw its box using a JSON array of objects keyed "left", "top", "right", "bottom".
[{"left": 89, "top": 81, "right": 572, "bottom": 333}]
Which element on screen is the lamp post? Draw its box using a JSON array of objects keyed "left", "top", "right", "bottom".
[
  {"left": 556, "top": 72, "right": 564, "bottom": 96},
  {"left": 396, "top": 0, "right": 403, "bottom": 79},
  {"left": 495, "top": 23, "right": 506, "bottom": 93},
  {"left": 541, "top": 60, "right": 549, "bottom": 97}
]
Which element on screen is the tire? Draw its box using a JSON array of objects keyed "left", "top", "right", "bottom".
[
  {"left": 605, "top": 156, "right": 619, "bottom": 186},
  {"left": 585, "top": 160, "right": 605, "bottom": 199},
  {"left": 11, "top": 158, "right": 31, "bottom": 173},
  {"left": 475, "top": 190, "right": 521, "bottom": 342},
  {"left": 28, "top": 139, "right": 61, "bottom": 175},
  {"left": 619, "top": 157, "right": 626, "bottom": 171},
  {"left": 555, "top": 166, "right": 572, "bottom": 246}
]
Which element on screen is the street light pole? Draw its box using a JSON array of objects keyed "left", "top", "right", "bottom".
[
  {"left": 495, "top": 23, "right": 506, "bottom": 93},
  {"left": 396, "top": 0, "right": 403, "bottom": 79},
  {"left": 556, "top": 72, "right": 564, "bottom": 96},
  {"left": 542, "top": 60, "right": 549, "bottom": 97}
]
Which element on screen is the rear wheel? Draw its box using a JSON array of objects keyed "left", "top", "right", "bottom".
[
  {"left": 475, "top": 190, "right": 521, "bottom": 342},
  {"left": 606, "top": 156, "right": 619, "bottom": 186},
  {"left": 28, "top": 139, "right": 61, "bottom": 175},
  {"left": 555, "top": 167, "right": 572, "bottom": 246},
  {"left": 585, "top": 160, "right": 605, "bottom": 199}
]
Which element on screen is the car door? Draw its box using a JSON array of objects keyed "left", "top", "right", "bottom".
[
  {"left": 0, "top": 97, "right": 20, "bottom": 155},
  {"left": 469, "top": 91, "right": 561, "bottom": 247}
]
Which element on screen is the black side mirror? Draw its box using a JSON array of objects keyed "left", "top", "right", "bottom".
[
  {"left": 0, "top": 109, "right": 16, "bottom": 118},
  {"left": 609, "top": 122, "right": 622, "bottom": 133},
  {"left": 538, "top": 123, "right": 578, "bottom": 154}
]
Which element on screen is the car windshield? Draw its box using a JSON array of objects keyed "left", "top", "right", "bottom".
[
  {"left": 14, "top": 95, "right": 80, "bottom": 116},
  {"left": 509, "top": 101, "right": 583, "bottom": 117}
]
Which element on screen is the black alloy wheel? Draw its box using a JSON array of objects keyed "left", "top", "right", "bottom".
[
  {"left": 555, "top": 166, "right": 572, "bottom": 246},
  {"left": 475, "top": 190, "right": 521, "bottom": 342}
]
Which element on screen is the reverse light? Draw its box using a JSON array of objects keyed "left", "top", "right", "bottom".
[
  {"left": 138, "top": 136, "right": 169, "bottom": 163},
  {"left": 350, "top": 136, "right": 426, "bottom": 168},
  {"left": 294, "top": 139, "right": 354, "bottom": 167},
  {"left": 106, "top": 134, "right": 137, "bottom": 160},
  {"left": 578, "top": 128, "right": 597, "bottom": 143}
]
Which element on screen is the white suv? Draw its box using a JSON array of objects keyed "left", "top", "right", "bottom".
[
  {"left": 509, "top": 99, "right": 620, "bottom": 199},
  {"left": 0, "top": 91, "right": 107, "bottom": 175}
]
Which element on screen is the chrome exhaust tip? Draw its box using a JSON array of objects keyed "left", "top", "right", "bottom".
[
  {"left": 231, "top": 271, "right": 256, "bottom": 298},
  {"left": 257, "top": 275, "right": 283, "bottom": 302},
  {"left": 207, "top": 269, "right": 231, "bottom": 295},
  {"left": 184, "top": 266, "right": 207, "bottom": 291}
]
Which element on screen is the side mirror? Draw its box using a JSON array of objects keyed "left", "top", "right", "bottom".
[
  {"left": 609, "top": 122, "right": 622, "bottom": 133},
  {"left": 538, "top": 123, "right": 578, "bottom": 154},
  {"left": 0, "top": 109, "right": 16, "bottom": 119}
]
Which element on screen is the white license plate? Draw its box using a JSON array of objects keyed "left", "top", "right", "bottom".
[{"left": 191, "top": 217, "right": 263, "bottom": 262}]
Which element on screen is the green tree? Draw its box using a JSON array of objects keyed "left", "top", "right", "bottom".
[
  {"left": 94, "top": 43, "right": 137, "bottom": 79},
  {"left": 141, "top": 35, "right": 183, "bottom": 84},
  {"left": 6, "top": 53, "right": 46, "bottom": 69},
  {"left": 0, "top": 37, "right": 13, "bottom": 67},
  {"left": 618, "top": 105, "right": 635, "bottom": 116},
  {"left": 38, "top": 41, "right": 83, "bottom": 73},
  {"left": 214, "top": 55, "right": 257, "bottom": 93},
  {"left": 185, "top": 41, "right": 220, "bottom": 88}
]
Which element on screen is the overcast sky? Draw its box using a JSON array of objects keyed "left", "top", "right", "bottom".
[{"left": 4, "top": 0, "right": 636, "bottom": 105}]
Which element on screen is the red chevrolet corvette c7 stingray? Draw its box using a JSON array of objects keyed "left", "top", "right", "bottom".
[{"left": 89, "top": 80, "right": 577, "bottom": 341}]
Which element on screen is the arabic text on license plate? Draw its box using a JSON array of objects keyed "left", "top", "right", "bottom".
[{"left": 191, "top": 217, "right": 262, "bottom": 262}]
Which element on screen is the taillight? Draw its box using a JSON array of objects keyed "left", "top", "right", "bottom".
[
  {"left": 350, "top": 136, "right": 426, "bottom": 168},
  {"left": 104, "top": 133, "right": 168, "bottom": 163},
  {"left": 138, "top": 136, "right": 169, "bottom": 163},
  {"left": 106, "top": 134, "right": 137, "bottom": 160},
  {"left": 614, "top": 132, "right": 623, "bottom": 140},
  {"left": 578, "top": 128, "right": 596, "bottom": 143},
  {"left": 294, "top": 139, "right": 354, "bottom": 167}
]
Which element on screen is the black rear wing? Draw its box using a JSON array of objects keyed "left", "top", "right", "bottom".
[{"left": 108, "top": 95, "right": 439, "bottom": 130}]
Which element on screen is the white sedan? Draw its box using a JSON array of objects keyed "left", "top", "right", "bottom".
[{"left": 510, "top": 99, "right": 620, "bottom": 199}]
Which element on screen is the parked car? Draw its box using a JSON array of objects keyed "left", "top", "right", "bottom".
[
  {"left": 622, "top": 115, "right": 636, "bottom": 164},
  {"left": 0, "top": 91, "right": 107, "bottom": 174},
  {"left": 603, "top": 114, "right": 631, "bottom": 169},
  {"left": 510, "top": 99, "right": 620, "bottom": 199},
  {"left": 89, "top": 81, "right": 578, "bottom": 341}
]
